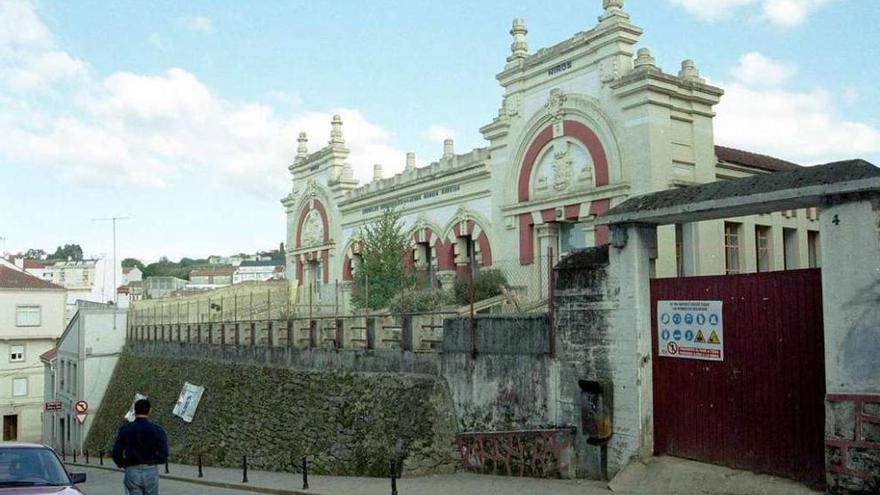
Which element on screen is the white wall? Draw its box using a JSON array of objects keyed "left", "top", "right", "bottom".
[{"left": 0, "top": 288, "right": 66, "bottom": 442}]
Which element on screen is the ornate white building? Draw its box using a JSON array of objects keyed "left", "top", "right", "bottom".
[{"left": 282, "top": 0, "right": 819, "bottom": 309}]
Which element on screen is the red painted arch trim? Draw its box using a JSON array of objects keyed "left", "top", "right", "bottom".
[
  {"left": 589, "top": 199, "right": 611, "bottom": 246},
  {"left": 563, "top": 120, "right": 609, "bottom": 187},
  {"left": 477, "top": 231, "right": 493, "bottom": 267},
  {"left": 342, "top": 254, "right": 352, "bottom": 281},
  {"left": 295, "top": 199, "right": 330, "bottom": 249},
  {"left": 517, "top": 121, "right": 610, "bottom": 203},
  {"left": 517, "top": 127, "right": 554, "bottom": 203},
  {"left": 564, "top": 204, "right": 581, "bottom": 221},
  {"left": 519, "top": 214, "right": 535, "bottom": 265}
]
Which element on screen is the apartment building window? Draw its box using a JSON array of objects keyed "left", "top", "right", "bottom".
[
  {"left": 783, "top": 228, "right": 799, "bottom": 270},
  {"left": 59, "top": 361, "right": 65, "bottom": 391},
  {"left": 808, "top": 231, "right": 821, "bottom": 268},
  {"left": 724, "top": 222, "right": 742, "bottom": 274},
  {"left": 9, "top": 345, "right": 24, "bottom": 363},
  {"left": 12, "top": 378, "right": 27, "bottom": 397},
  {"left": 755, "top": 226, "right": 772, "bottom": 272},
  {"left": 72, "top": 363, "right": 77, "bottom": 394},
  {"left": 15, "top": 305, "right": 41, "bottom": 327}
]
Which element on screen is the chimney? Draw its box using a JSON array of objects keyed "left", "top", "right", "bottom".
[
  {"left": 373, "top": 163, "right": 384, "bottom": 180},
  {"left": 406, "top": 152, "right": 416, "bottom": 172}
]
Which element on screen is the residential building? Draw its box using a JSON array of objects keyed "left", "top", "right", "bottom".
[
  {"left": 41, "top": 304, "right": 127, "bottom": 452},
  {"left": 233, "top": 260, "right": 286, "bottom": 284},
  {"left": 189, "top": 266, "right": 235, "bottom": 287},
  {"left": 281, "top": 2, "right": 820, "bottom": 311},
  {"left": 143, "top": 276, "right": 188, "bottom": 299},
  {"left": 16, "top": 258, "right": 123, "bottom": 320},
  {"left": 0, "top": 265, "right": 66, "bottom": 442},
  {"left": 121, "top": 266, "right": 143, "bottom": 285}
]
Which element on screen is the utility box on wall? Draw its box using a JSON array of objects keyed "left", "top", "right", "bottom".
[{"left": 579, "top": 380, "right": 613, "bottom": 443}]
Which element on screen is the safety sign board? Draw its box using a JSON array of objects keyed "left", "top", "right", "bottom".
[
  {"left": 75, "top": 400, "right": 88, "bottom": 414},
  {"left": 658, "top": 300, "right": 724, "bottom": 361},
  {"left": 172, "top": 382, "right": 205, "bottom": 423},
  {"left": 45, "top": 401, "right": 62, "bottom": 412}
]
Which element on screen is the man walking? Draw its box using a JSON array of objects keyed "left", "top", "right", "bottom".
[{"left": 112, "top": 398, "right": 169, "bottom": 495}]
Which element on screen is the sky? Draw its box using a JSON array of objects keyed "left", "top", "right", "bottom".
[{"left": 0, "top": 0, "right": 878, "bottom": 263}]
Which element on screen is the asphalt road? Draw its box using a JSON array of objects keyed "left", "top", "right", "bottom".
[{"left": 73, "top": 466, "right": 256, "bottom": 495}]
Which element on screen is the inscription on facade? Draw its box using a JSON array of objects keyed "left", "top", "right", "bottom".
[
  {"left": 361, "top": 184, "right": 461, "bottom": 214},
  {"left": 548, "top": 60, "right": 572, "bottom": 76}
]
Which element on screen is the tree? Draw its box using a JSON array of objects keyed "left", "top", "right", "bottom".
[
  {"left": 121, "top": 258, "right": 144, "bottom": 270},
  {"left": 49, "top": 244, "right": 83, "bottom": 261},
  {"left": 350, "top": 209, "right": 415, "bottom": 311},
  {"left": 24, "top": 249, "right": 47, "bottom": 260}
]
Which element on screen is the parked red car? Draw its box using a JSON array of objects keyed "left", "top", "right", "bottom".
[{"left": 0, "top": 444, "right": 86, "bottom": 493}]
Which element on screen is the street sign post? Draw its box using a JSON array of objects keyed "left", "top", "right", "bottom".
[{"left": 45, "top": 401, "right": 62, "bottom": 412}]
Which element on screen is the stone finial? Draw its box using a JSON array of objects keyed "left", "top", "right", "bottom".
[
  {"left": 679, "top": 59, "right": 705, "bottom": 83},
  {"left": 405, "top": 152, "right": 416, "bottom": 172},
  {"left": 296, "top": 132, "right": 308, "bottom": 159},
  {"left": 329, "top": 114, "right": 344, "bottom": 144},
  {"left": 373, "top": 163, "right": 384, "bottom": 180},
  {"left": 634, "top": 48, "right": 656, "bottom": 70},
  {"left": 507, "top": 18, "right": 528, "bottom": 62},
  {"left": 443, "top": 139, "right": 454, "bottom": 159},
  {"left": 603, "top": 0, "right": 624, "bottom": 11},
  {"left": 599, "top": 0, "right": 629, "bottom": 22}
]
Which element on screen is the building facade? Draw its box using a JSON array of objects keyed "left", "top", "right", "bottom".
[
  {"left": 0, "top": 266, "right": 66, "bottom": 442},
  {"left": 282, "top": 1, "right": 820, "bottom": 310},
  {"left": 16, "top": 258, "right": 123, "bottom": 319},
  {"left": 41, "top": 305, "right": 127, "bottom": 452},
  {"left": 143, "top": 276, "right": 188, "bottom": 299},
  {"left": 233, "top": 260, "right": 286, "bottom": 284}
]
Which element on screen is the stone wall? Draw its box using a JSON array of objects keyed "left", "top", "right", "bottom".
[
  {"left": 85, "top": 352, "right": 458, "bottom": 477},
  {"left": 825, "top": 395, "right": 880, "bottom": 493}
]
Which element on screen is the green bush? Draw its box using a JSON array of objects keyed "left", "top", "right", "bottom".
[
  {"left": 453, "top": 269, "right": 509, "bottom": 305},
  {"left": 388, "top": 288, "right": 453, "bottom": 313}
]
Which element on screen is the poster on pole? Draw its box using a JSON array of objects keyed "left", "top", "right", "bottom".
[
  {"left": 172, "top": 382, "right": 205, "bottom": 423},
  {"left": 657, "top": 300, "right": 724, "bottom": 361},
  {"left": 125, "top": 393, "right": 147, "bottom": 422}
]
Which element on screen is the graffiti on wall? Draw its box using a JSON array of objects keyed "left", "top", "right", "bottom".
[{"left": 456, "top": 428, "right": 576, "bottom": 478}]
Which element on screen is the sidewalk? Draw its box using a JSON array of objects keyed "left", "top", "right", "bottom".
[
  {"left": 66, "top": 461, "right": 610, "bottom": 495},
  {"left": 66, "top": 456, "right": 821, "bottom": 495}
]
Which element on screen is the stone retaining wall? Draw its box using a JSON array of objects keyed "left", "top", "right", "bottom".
[{"left": 85, "top": 352, "right": 458, "bottom": 477}]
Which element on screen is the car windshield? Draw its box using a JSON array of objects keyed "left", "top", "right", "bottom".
[{"left": 0, "top": 447, "right": 70, "bottom": 487}]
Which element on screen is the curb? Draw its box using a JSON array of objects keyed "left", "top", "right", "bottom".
[{"left": 65, "top": 462, "right": 313, "bottom": 495}]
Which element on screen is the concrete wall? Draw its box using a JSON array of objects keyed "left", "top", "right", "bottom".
[
  {"left": 441, "top": 315, "right": 558, "bottom": 432},
  {"left": 85, "top": 352, "right": 458, "bottom": 477},
  {"left": 554, "top": 239, "right": 654, "bottom": 480},
  {"left": 820, "top": 197, "right": 880, "bottom": 492}
]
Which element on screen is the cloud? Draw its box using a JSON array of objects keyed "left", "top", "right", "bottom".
[
  {"left": 0, "top": 0, "right": 88, "bottom": 93},
  {"left": 715, "top": 53, "right": 880, "bottom": 165},
  {"left": 422, "top": 125, "right": 455, "bottom": 143},
  {"left": 842, "top": 86, "right": 859, "bottom": 105},
  {"left": 730, "top": 52, "right": 794, "bottom": 86},
  {"left": 180, "top": 15, "right": 214, "bottom": 34},
  {"left": 669, "top": 0, "right": 830, "bottom": 27},
  {"left": 266, "top": 90, "right": 302, "bottom": 107},
  {"left": 0, "top": 1, "right": 406, "bottom": 197}
]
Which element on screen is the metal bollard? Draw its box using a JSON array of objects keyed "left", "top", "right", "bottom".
[
  {"left": 99, "top": 450, "right": 104, "bottom": 466},
  {"left": 198, "top": 455, "right": 203, "bottom": 478},
  {"left": 302, "top": 457, "right": 309, "bottom": 490},
  {"left": 390, "top": 459, "right": 398, "bottom": 495},
  {"left": 85, "top": 450, "right": 89, "bottom": 464},
  {"left": 242, "top": 455, "right": 248, "bottom": 483},
  {"left": 62, "top": 446, "right": 66, "bottom": 462},
  {"left": 73, "top": 449, "right": 77, "bottom": 463},
  {"left": 165, "top": 461, "right": 169, "bottom": 474}
]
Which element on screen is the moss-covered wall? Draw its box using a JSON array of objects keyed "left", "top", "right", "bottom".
[{"left": 85, "top": 352, "right": 458, "bottom": 476}]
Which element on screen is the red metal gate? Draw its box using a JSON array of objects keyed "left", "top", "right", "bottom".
[{"left": 651, "top": 269, "right": 825, "bottom": 485}]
